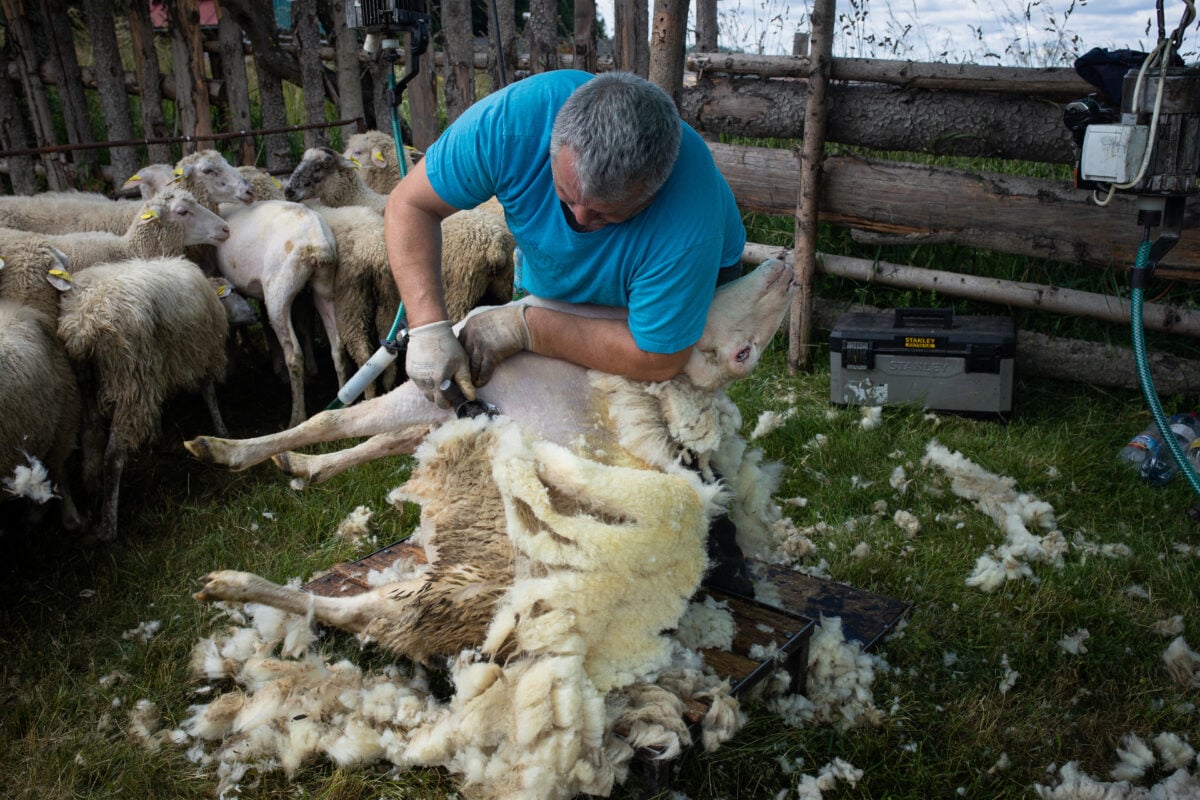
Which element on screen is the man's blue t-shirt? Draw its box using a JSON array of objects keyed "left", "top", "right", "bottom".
[{"left": 423, "top": 70, "right": 747, "bottom": 354}]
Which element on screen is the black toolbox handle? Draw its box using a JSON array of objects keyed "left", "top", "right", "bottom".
[{"left": 894, "top": 307, "right": 954, "bottom": 329}]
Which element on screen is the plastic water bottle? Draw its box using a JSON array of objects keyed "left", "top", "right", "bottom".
[
  {"left": 1118, "top": 424, "right": 1164, "bottom": 468},
  {"left": 1140, "top": 412, "right": 1200, "bottom": 486}
]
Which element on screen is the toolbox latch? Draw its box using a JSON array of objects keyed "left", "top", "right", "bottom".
[
  {"left": 966, "top": 343, "right": 1000, "bottom": 374},
  {"left": 842, "top": 340, "right": 874, "bottom": 370}
]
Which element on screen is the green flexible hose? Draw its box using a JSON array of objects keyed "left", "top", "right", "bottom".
[
  {"left": 1131, "top": 238, "right": 1200, "bottom": 497},
  {"left": 324, "top": 68, "right": 410, "bottom": 413}
]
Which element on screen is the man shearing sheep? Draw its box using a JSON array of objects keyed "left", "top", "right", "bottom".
[
  {"left": 384, "top": 69, "right": 747, "bottom": 407},
  {"left": 384, "top": 69, "right": 752, "bottom": 594}
]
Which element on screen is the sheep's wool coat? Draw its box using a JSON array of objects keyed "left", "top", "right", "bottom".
[{"left": 183, "top": 416, "right": 736, "bottom": 799}]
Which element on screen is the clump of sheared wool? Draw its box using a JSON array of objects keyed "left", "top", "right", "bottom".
[
  {"left": 122, "top": 620, "right": 163, "bottom": 643},
  {"left": 923, "top": 440, "right": 1062, "bottom": 592},
  {"left": 859, "top": 406, "right": 883, "bottom": 430},
  {"left": 333, "top": 505, "right": 374, "bottom": 545},
  {"left": 3, "top": 454, "right": 55, "bottom": 503},
  {"left": 1154, "top": 616, "right": 1185, "bottom": 638},
  {"left": 998, "top": 654, "right": 1019, "bottom": 695},
  {"left": 1110, "top": 733, "right": 1156, "bottom": 781},
  {"left": 850, "top": 542, "right": 871, "bottom": 559},
  {"left": 751, "top": 408, "right": 795, "bottom": 440},
  {"left": 673, "top": 594, "right": 736, "bottom": 651},
  {"left": 794, "top": 757, "right": 864, "bottom": 799},
  {"left": 889, "top": 464, "right": 910, "bottom": 493},
  {"left": 1163, "top": 637, "right": 1200, "bottom": 688},
  {"left": 1154, "top": 733, "right": 1196, "bottom": 771},
  {"left": 766, "top": 616, "right": 886, "bottom": 731},
  {"left": 1058, "top": 629, "right": 1090, "bottom": 656},
  {"left": 893, "top": 510, "right": 920, "bottom": 538}
]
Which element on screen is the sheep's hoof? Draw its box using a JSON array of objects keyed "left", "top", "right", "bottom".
[
  {"left": 272, "top": 451, "right": 292, "bottom": 474},
  {"left": 193, "top": 570, "right": 244, "bottom": 602},
  {"left": 184, "top": 437, "right": 213, "bottom": 463}
]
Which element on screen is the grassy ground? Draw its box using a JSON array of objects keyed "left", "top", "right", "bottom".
[{"left": 2, "top": 313, "right": 1199, "bottom": 798}]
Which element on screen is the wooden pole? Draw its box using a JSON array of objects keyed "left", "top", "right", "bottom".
[
  {"left": 788, "top": 0, "right": 834, "bottom": 373},
  {"left": 648, "top": 0, "right": 689, "bottom": 104},
  {"left": 0, "top": 0, "right": 67, "bottom": 188}
]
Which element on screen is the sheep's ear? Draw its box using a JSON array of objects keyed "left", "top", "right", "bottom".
[
  {"left": 0, "top": 256, "right": 5, "bottom": 271},
  {"left": 124, "top": 173, "right": 143, "bottom": 189},
  {"left": 272, "top": 175, "right": 282, "bottom": 188},
  {"left": 371, "top": 148, "right": 387, "bottom": 168},
  {"left": 212, "top": 280, "right": 231, "bottom": 298},
  {"left": 46, "top": 268, "right": 73, "bottom": 292},
  {"left": 139, "top": 208, "right": 161, "bottom": 224},
  {"left": 174, "top": 164, "right": 191, "bottom": 179}
]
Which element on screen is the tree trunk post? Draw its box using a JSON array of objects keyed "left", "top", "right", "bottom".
[
  {"left": 694, "top": 0, "right": 717, "bottom": 52},
  {"left": 258, "top": 64, "right": 293, "bottom": 172},
  {"left": 614, "top": 0, "right": 648, "bottom": 77},
  {"left": 127, "top": 0, "right": 172, "bottom": 165},
  {"left": 574, "top": 0, "right": 598, "bottom": 74},
  {"left": 214, "top": 0, "right": 256, "bottom": 165},
  {"left": 1, "top": 0, "right": 66, "bottom": 188},
  {"left": 168, "top": 0, "right": 214, "bottom": 152},
  {"left": 441, "top": 0, "right": 476, "bottom": 123},
  {"left": 648, "top": 0, "right": 689, "bottom": 104},
  {"left": 413, "top": 42, "right": 440, "bottom": 152},
  {"left": 329, "top": 0, "right": 367, "bottom": 142},
  {"left": 527, "top": 0, "right": 559, "bottom": 74},
  {"left": 84, "top": 0, "right": 139, "bottom": 185},
  {"left": 788, "top": 2, "right": 832, "bottom": 373},
  {"left": 0, "top": 40, "right": 37, "bottom": 193},
  {"left": 42, "top": 1, "right": 99, "bottom": 180},
  {"left": 293, "top": 0, "right": 328, "bottom": 148}
]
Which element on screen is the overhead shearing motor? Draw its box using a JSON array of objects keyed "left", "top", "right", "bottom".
[{"left": 1064, "top": 0, "right": 1200, "bottom": 515}]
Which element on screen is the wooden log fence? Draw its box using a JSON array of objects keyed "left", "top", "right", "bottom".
[{"left": 1, "top": 0, "right": 1199, "bottom": 371}]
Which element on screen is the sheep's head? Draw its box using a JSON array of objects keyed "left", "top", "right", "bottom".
[
  {"left": 343, "top": 132, "right": 394, "bottom": 169},
  {"left": 284, "top": 146, "right": 356, "bottom": 203},
  {"left": 175, "top": 150, "right": 256, "bottom": 205},
  {"left": 123, "top": 163, "right": 177, "bottom": 199},
  {"left": 138, "top": 189, "right": 231, "bottom": 246},
  {"left": 683, "top": 257, "right": 796, "bottom": 390}
]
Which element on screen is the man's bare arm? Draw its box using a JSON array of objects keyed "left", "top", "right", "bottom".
[
  {"left": 384, "top": 159, "right": 461, "bottom": 327},
  {"left": 525, "top": 305, "right": 691, "bottom": 382}
]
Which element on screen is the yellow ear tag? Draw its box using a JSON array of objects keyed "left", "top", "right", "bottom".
[
  {"left": 129, "top": 173, "right": 141, "bottom": 182},
  {"left": 140, "top": 209, "right": 160, "bottom": 222},
  {"left": 215, "top": 283, "right": 230, "bottom": 298},
  {"left": 47, "top": 268, "right": 73, "bottom": 291},
  {"left": 173, "top": 167, "right": 183, "bottom": 176},
  {"left": 272, "top": 176, "right": 281, "bottom": 188},
  {"left": 372, "top": 148, "right": 385, "bottom": 163},
  {"left": 349, "top": 156, "right": 362, "bottom": 169}
]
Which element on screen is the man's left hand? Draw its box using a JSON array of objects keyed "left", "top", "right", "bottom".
[{"left": 459, "top": 304, "right": 531, "bottom": 386}]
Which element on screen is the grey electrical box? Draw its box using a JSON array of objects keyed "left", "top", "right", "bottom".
[{"left": 829, "top": 308, "right": 1016, "bottom": 417}]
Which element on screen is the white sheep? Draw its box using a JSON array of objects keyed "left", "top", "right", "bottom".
[
  {"left": 216, "top": 200, "right": 344, "bottom": 427},
  {"left": 342, "top": 129, "right": 410, "bottom": 195},
  {"left": 0, "top": 233, "right": 72, "bottom": 320},
  {"left": 0, "top": 151, "right": 255, "bottom": 236},
  {"left": 122, "top": 164, "right": 178, "bottom": 200},
  {"left": 284, "top": 146, "right": 388, "bottom": 213},
  {"left": 57, "top": 256, "right": 229, "bottom": 542},
  {"left": 24, "top": 187, "right": 231, "bottom": 270},
  {"left": 0, "top": 300, "right": 82, "bottom": 531},
  {"left": 236, "top": 165, "right": 285, "bottom": 202}
]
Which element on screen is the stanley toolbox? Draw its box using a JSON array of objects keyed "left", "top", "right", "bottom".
[{"left": 829, "top": 307, "right": 1016, "bottom": 416}]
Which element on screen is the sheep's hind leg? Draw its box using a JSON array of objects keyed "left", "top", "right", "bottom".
[{"left": 274, "top": 428, "right": 432, "bottom": 486}]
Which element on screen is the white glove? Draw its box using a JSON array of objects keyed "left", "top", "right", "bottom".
[
  {"left": 406, "top": 320, "right": 474, "bottom": 408},
  {"left": 459, "top": 305, "right": 531, "bottom": 386}
]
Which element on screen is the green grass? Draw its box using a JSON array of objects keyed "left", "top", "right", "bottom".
[{"left": 2, "top": 331, "right": 1199, "bottom": 799}]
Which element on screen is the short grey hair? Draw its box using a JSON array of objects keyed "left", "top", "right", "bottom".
[{"left": 550, "top": 72, "right": 682, "bottom": 205}]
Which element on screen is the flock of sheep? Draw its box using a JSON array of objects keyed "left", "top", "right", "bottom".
[{"left": 0, "top": 131, "right": 516, "bottom": 543}]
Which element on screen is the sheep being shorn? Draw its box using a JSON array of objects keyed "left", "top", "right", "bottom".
[
  {"left": 187, "top": 258, "right": 800, "bottom": 797},
  {"left": 342, "top": 129, "right": 410, "bottom": 194},
  {"left": 0, "top": 300, "right": 82, "bottom": 530},
  {"left": 58, "top": 256, "right": 229, "bottom": 542},
  {"left": 187, "top": 258, "right": 794, "bottom": 492}
]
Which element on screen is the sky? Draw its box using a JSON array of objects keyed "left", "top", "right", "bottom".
[{"left": 593, "top": 0, "right": 1197, "bottom": 66}]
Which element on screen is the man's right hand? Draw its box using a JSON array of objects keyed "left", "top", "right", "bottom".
[{"left": 405, "top": 320, "right": 475, "bottom": 408}]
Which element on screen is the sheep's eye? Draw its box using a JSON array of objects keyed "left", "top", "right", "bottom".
[{"left": 735, "top": 346, "right": 752, "bottom": 363}]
